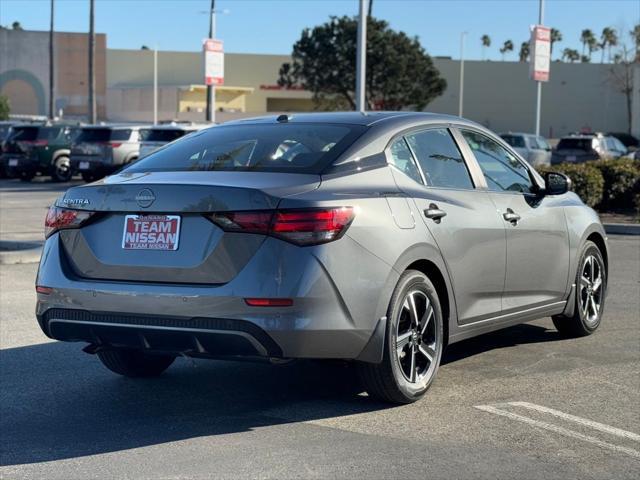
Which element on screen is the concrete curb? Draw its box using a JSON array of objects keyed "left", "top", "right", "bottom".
[
  {"left": 0, "top": 241, "right": 43, "bottom": 265},
  {"left": 603, "top": 223, "right": 640, "bottom": 236}
]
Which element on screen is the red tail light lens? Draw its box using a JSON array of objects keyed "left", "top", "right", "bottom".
[
  {"left": 45, "top": 206, "right": 95, "bottom": 238},
  {"left": 244, "top": 298, "right": 293, "bottom": 307},
  {"left": 107, "top": 142, "right": 122, "bottom": 148},
  {"left": 208, "top": 207, "right": 354, "bottom": 246}
]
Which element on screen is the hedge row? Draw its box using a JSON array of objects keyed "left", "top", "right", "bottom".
[{"left": 537, "top": 158, "right": 640, "bottom": 212}]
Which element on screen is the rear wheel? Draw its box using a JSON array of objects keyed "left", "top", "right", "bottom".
[
  {"left": 97, "top": 348, "right": 175, "bottom": 377},
  {"left": 552, "top": 241, "right": 606, "bottom": 337},
  {"left": 358, "top": 270, "right": 444, "bottom": 404},
  {"left": 51, "top": 156, "right": 72, "bottom": 182}
]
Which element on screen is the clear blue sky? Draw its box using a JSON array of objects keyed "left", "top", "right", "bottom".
[{"left": 1, "top": 0, "right": 639, "bottom": 61}]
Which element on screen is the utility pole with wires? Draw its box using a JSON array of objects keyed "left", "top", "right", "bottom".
[
  {"left": 49, "top": 0, "right": 55, "bottom": 119},
  {"left": 88, "top": 0, "right": 96, "bottom": 123}
]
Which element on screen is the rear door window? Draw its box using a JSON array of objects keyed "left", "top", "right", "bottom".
[
  {"left": 125, "top": 123, "right": 364, "bottom": 174},
  {"left": 461, "top": 130, "right": 533, "bottom": 194},
  {"left": 404, "top": 128, "right": 474, "bottom": 190}
]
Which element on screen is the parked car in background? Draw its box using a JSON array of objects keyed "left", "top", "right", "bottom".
[
  {"left": 607, "top": 132, "right": 639, "bottom": 150},
  {"left": 499, "top": 132, "right": 551, "bottom": 166},
  {"left": 552, "top": 133, "right": 627, "bottom": 164},
  {"left": 70, "top": 125, "right": 146, "bottom": 182},
  {"left": 0, "top": 121, "right": 16, "bottom": 178},
  {"left": 4, "top": 123, "right": 80, "bottom": 182},
  {"left": 139, "top": 123, "right": 207, "bottom": 159}
]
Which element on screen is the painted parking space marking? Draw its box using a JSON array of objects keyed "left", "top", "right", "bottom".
[{"left": 475, "top": 402, "right": 640, "bottom": 460}]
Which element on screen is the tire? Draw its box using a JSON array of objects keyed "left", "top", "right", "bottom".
[
  {"left": 51, "top": 156, "right": 72, "bottom": 182},
  {"left": 552, "top": 240, "right": 606, "bottom": 337},
  {"left": 97, "top": 348, "right": 175, "bottom": 377},
  {"left": 19, "top": 171, "right": 34, "bottom": 182},
  {"left": 357, "top": 270, "right": 444, "bottom": 404}
]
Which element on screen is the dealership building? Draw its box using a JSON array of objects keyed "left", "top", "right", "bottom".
[{"left": 1, "top": 27, "right": 639, "bottom": 137}]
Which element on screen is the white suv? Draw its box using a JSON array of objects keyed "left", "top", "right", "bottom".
[{"left": 499, "top": 132, "right": 552, "bottom": 166}]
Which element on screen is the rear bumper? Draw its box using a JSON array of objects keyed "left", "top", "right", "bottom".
[{"left": 36, "top": 232, "right": 396, "bottom": 360}]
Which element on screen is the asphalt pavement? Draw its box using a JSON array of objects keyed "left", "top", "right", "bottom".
[{"left": 0, "top": 178, "right": 639, "bottom": 479}]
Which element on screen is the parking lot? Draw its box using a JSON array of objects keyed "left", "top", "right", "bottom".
[{"left": 0, "top": 178, "right": 639, "bottom": 479}]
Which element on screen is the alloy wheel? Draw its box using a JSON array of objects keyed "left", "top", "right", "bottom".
[
  {"left": 579, "top": 254, "right": 604, "bottom": 325},
  {"left": 395, "top": 290, "right": 438, "bottom": 383}
]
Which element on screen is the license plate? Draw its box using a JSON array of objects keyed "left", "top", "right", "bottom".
[
  {"left": 79, "top": 161, "right": 90, "bottom": 170},
  {"left": 566, "top": 155, "right": 576, "bottom": 162},
  {"left": 122, "top": 215, "right": 181, "bottom": 250},
  {"left": 8, "top": 159, "right": 18, "bottom": 166}
]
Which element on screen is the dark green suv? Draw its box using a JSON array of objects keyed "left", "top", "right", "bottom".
[{"left": 3, "top": 124, "right": 79, "bottom": 182}]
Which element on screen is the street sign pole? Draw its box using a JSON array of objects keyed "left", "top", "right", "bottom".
[
  {"left": 356, "top": 0, "right": 367, "bottom": 112},
  {"left": 459, "top": 31, "right": 467, "bottom": 117},
  {"left": 534, "top": 0, "right": 545, "bottom": 136}
]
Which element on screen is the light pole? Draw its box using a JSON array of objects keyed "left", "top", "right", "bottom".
[
  {"left": 88, "top": 0, "right": 96, "bottom": 123},
  {"left": 535, "top": 0, "right": 544, "bottom": 136},
  {"left": 356, "top": 0, "right": 368, "bottom": 112},
  {"left": 49, "top": 0, "right": 55, "bottom": 119},
  {"left": 153, "top": 46, "right": 158, "bottom": 124},
  {"left": 206, "top": 0, "right": 216, "bottom": 123},
  {"left": 459, "top": 31, "right": 467, "bottom": 117}
]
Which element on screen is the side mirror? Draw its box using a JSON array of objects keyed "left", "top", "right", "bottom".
[{"left": 544, "top": 171, "right": 571, "bottom": 195}]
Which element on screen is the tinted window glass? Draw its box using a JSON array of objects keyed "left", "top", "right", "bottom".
[
  {"left": 11, "top": 126, "right": 39, "bottom": 141},
  {"left": 125, "top": 124, "right": 363, "bottom": 174},
  {"left": 76, "top": 128, "right": 131, "bottom": 142},
  {"left": 556, "top": 138, "right": 593, "bottom": 152},
  {"left": 500, "top": 134, "right": 525, "bottom": 148},
  {"left": 37, "top": 127, "right": 62, "bottom": 141},
  {"left": 388, "top": 137, "right": 422, "bottom": 183},
  {"left": 145, "top": 128, "right": 188, "bottom": 143},
  {"left": 405, "top": 129, "right": 473, "bottom": 189},
  {"left": 462, "top": 130, "right": 533, "bottom": 193},
  {"left": 111, "top": 129, "right": 132, "bottom": 141}
]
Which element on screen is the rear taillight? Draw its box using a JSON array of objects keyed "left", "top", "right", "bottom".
[
  {"left": 44, "top": 206, "right": 95, "bottom": 238},
  {"left": 208, "top": 207, "right": 355, "bottom": 246},
  {"left": 107, "top": 142, "right": 122, "bottom": 148}
]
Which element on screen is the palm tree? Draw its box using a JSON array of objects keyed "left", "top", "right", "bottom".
[
  {"left": 518, "top": 41, "right": 530, "bottom": 62},
  {"left": 600, "top": 27, "right": 618, "bottom": 62},
  {"left": 561, "top": 48, "right": 580, "bottom": 63},
  {"left": 580, "top": 29, "right": 595, "bottom": 57},
  {"left": 550, "top": 28, "right": 562, "bottom": 56},
  {"left": 481, "top": 35, "right": 491, "bottom": 60},
  {"left": 499, "top": 40, "right": 514, "bottom": 61}
]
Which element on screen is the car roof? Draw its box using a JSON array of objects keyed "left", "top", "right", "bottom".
[
  {"left": 81, "top": 124, "right": 146, "bottom": 130},
  {"left": 498, "top": 132, "right": 540, "bottom": 137},
  {"left": 224, "top": 111, "right": 469, "bottom": 128}
]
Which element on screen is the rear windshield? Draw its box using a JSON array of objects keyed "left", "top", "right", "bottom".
[
  {"left": 76, "top": 128, "right": 131, "bottom": 142},
  {"left": 500, "top": 135, "right": 525, "bottom": 148},
  {"left": 557, "top": 138, "right": 594, "bottom": 151},
  {"left": 0, "top": 125, "right": 11, "bottom": 140},
  {"left": 145, "top": 128, "right": 188, "bottom": 143},
  {"left": 125, "top": 123, "right": 365, "bottom": 174},
  {"left": 9, "top": 126, "right": 39, "bottom": 141}
]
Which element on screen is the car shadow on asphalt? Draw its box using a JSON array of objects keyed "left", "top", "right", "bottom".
[{"left": 0, "top": 322, "right": 563, "bottom": 466}]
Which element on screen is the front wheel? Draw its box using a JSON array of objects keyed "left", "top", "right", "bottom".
[
  {"left": 97, "top": 348, "right": 175, "bottom": 377},
  {"left": 552, "top": 240, "right": 606, "bottom": 337},
  {"left": 357, "top": 270, "right": 444, "bottom": 404}
]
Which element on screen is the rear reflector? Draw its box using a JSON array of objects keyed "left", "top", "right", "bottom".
[
  {"left": 209, "top": 207, "right": 354, "bottom": 246},
  {"left": 36, "top": 286, "right": 53, "bottom": 295},
  {"left": 45, "top": 206, "right": 95, "bottom": 238},
  {"left": 244, "top": 298, "right": 293, "bottom": 307}
]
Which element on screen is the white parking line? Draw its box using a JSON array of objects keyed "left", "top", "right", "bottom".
[
  {"left": 475, "top": 404, "right": 640, "bottom": 460},
  {"left": 507, "top": 401, "right": 640, "bottom": 442}
]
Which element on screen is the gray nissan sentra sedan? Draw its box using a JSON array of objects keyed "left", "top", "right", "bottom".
[{"left": 36, "top": 112, "right": 608, "bottom": 404}]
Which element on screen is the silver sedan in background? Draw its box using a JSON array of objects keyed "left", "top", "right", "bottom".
[{"left": 36, "top": 112, "right": 608, "bottom": 404}]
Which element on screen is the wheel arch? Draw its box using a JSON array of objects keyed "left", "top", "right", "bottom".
[{"left": 51, "top": 149, "right": 70, "bottom": 164}]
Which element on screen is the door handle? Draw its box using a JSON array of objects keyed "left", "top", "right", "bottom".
[
  {"left": 503, "top": 208, "right": 521, "bottom": 225},
  {"left": 424, "top": 203, "right": 447, "bottom": 223}
]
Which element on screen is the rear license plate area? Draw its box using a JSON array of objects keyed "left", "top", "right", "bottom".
[
  {"left": 78, "top": 161, "right": 90, "bottom": 170},
  {"left": 122, "top": 215, "right": 181, "bottom": 250}
]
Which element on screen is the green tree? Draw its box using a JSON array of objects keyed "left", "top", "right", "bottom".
[
  {"left": 600, "top": 27, "right": 618, "bottom": 63},
  {"left": 499, "top": 39, "right": 514, "bottom": 60},
  {"left": 580, "top": 29, "right": 595, "bottom": 57},
  {"left": 0, "top": 95, "right": 10, "bottom": 120},
  {"left": 481, "top": 34, "right": 491, "bottom": 60},
  {"left": 278, "top": 16, "right": 446, "bottom": 111},
  {"left": 562, "top": 48, "right": 580, "bottom": 63},
  {"left": 518, "top": 41, "right": 529, "bottom": 62},
  {"left": 550, "top": 28, "right": 562, "bottom": 55},
  {"left": 11, "top": 21, "right": 23, "bottom": 30}
]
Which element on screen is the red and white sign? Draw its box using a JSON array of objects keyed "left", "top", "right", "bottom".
[
  {"left": 529, "top": 25, "right": 551, "bottom": 82},
  {"left": 122, "top": 215, "right": 181, "bottom": 250},
  {"left": 203, "top": 39, "right": 224, "bottom": 86}
]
